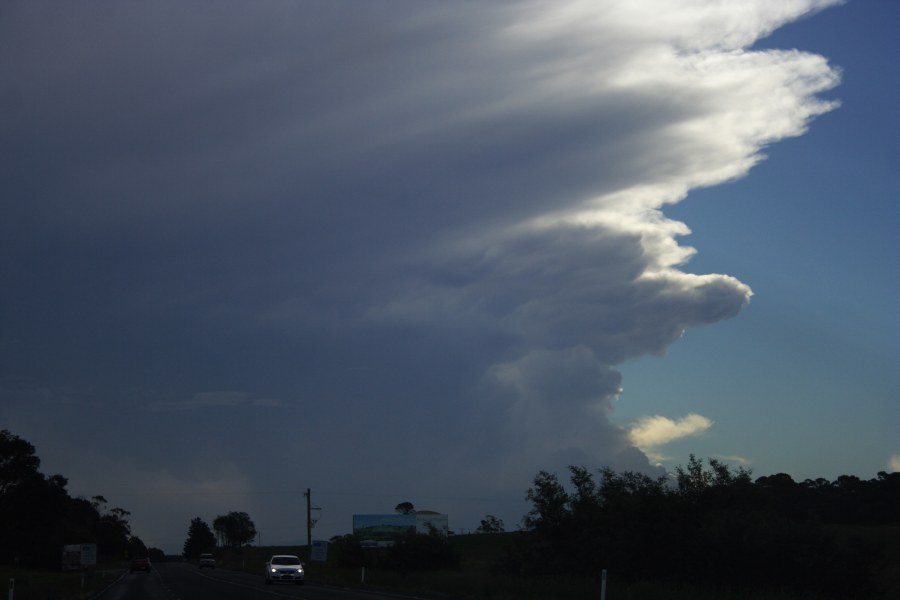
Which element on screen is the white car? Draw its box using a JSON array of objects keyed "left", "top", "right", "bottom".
[
  {"left": 199, "top": 553, "right": 215, "bottom": 569},
  {"left": 265, "top": 554, "right": 305, "bottom": 585}
]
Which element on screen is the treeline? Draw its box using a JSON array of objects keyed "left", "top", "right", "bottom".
[
  {"left": 504, "top": 456, "right": 899, "bottom": 598},
  {"left": 182, "top": 511, "right": 257, "bottom": 558},
  {"left": 0, "top": 429, "right": 156, "bottom": 567}
]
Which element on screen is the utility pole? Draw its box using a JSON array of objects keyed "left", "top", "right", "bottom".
[{"left": 304, "top": 488, "right": 312, "bottom": 559}]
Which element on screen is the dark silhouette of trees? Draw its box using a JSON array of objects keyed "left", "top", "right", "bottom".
[
  {"left": 183, "top": 517, "right": 217, "bottom": 558},
  {"left": 476, "top": 515, "right": 505, "bottom": 533},
  {"left": 0, "top": 430, "right": 134, "bottom": 567},
  {"left": 127, "top": 535, "right": 148, "bottom": 559},
  {"left": 330, "top": 534, "right": 367, "bottom": 568},
  {"left": 395, "top": 501, "right": 416, "bottom": 515},
  {"left": 0, "top": 429, "right": 41, "bottom": 495},
  {"left": 148, "top": 547, "right": 166, "bottom": 562},
  {"left": 0, "top": 460, "right": 73, "bottom": 566},
  {"left": 212, "top": 511, "right": 257, "bottom": 548},
  {"left": 382, "top": 528, "right": 460, "bottom": 571},
  {"left": 512, "top": 456, "right": 896, "bottom": 598},
  {"left": 91, "top": 495, "right": 133, "bottom": 558}
]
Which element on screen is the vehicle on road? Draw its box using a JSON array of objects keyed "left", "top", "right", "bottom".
[
  {"left": 129, "top": 557, "right": 151, "bottom": 573},
  {"left": 199, "top": 553, "right": 216, "bottom": 569},
  {"left": 265, "top": 554, "right": 305, "bottom": 585}
]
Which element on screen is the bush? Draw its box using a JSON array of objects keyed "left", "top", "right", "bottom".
[
  {"left": 383, "top": 530, "right": 460, "bottom": 571},
  {"left": 509, "top": 460, "right": 888, "bottom": 598},
  {"left": 330, "top": 534, "right": 369, "bottom": 568}
]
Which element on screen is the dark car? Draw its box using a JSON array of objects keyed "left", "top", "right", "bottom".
[
  {"left": 199, "top": 553, "right": 216, "bottom": 569},
  {"left": 130, "top": 557, "right": 151, "bottom": 573}
]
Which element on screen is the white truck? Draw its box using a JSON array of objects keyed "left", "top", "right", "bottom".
[{"left": 61, "top": 544, "right": 97, "bottom": 571}]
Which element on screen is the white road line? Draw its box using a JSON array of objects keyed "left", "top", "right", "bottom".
[{"left": 190, "top": 568, "right": 311, "bottom": 599}]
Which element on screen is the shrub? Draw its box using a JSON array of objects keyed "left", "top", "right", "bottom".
[{"left": 383, "top": 531, "right": 460, "bottom": 572}]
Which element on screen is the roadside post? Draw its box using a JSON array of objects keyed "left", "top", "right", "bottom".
[
  {"left": 600, "top": 569, "right": 607, "bottom": 600},
  {"left": 8, "top": 577, "right": 13, "bottom": 600}
]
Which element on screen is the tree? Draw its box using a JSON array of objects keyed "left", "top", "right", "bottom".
[
  {"left": 91, "top": 496, "right": 132, "bottom": 557},
  {"left": 183, "top": 517, "right": 217, "bottom": 558},
  {"left": 395, "top": 501, "right": 415, "bottom": 515},
  {"left": 0, "top": 430, "right": 156, "bottom": 567},
  {"left": 514, "top": 460, "right": 880, "bottom": 597},
  {"left": 384, "top": 528, "right": 460, "bottom": 571},
  {"left": 0, "top": 430, "right": 42, "bottom": 495},
  {"left": 127, "top": 535, "right": 148, "bottom": 558},
  {"left": 674, "top": 454, "right": 752, "bottom": 503},
  {"left": 476, "top": 514, "right": 505, "bottom": 534},
  {"left": 0, "top": 431, "right": 98, "bottom": 566},
  {"left": 213, "top": 511, "right": 257, "bottom": 548},
  {"left": 523, "top": 470, "right": 569, "bottom": 533},
  {"left": 148, "top": 547, "right": 166, "bottom": 562},
  {"left": 0, "top": 458, "right": 72, "bottom": 566}
]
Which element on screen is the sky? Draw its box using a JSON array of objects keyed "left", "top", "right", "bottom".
[{"left": 1, "top": 0, "right": 897, "bottom": 554}]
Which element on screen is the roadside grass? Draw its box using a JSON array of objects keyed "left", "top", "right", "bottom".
[
  {"left": 0, "top": 564, "right": 124, "bottom": 600},
  {"left": 214, "top": 532, "right": 890, "bottom": 600}
]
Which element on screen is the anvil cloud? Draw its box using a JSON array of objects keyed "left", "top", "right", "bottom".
[{"left": 0, "top": 0, "right": 843, "bottom": 550}]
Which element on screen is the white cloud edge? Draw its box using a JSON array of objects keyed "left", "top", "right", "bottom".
[{"left": 890, "top": 455, "right": 900, "bottom": 473}]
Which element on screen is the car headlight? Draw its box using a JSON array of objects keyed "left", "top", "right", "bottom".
[{"left": 270, "top": 568, "right": 277, "bottom": 573}]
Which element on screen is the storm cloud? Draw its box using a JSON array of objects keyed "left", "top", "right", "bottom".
[{"left": 0, "top": 0, "right": 841, "bottom": 549}]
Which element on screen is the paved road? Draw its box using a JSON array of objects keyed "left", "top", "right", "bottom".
[{"left": 94, "top": 562, "right": 426, "bottom": 600}]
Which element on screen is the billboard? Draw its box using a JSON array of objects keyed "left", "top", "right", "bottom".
[
  {"left": 353, "top": 513, "right": 449, "bottom": 542},
  {"left": 353, "top": 514, "right": 415, "bottom": 542}
]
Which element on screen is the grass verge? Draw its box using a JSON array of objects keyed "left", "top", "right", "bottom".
[
  {"left": 212, "top": 533, "right": 891, "bottom": 600},
  {"left": 0, "top": 564, "right": 124, "bottom": 600}
]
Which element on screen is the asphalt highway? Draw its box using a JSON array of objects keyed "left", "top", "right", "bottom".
[{"left": 94, "top": 562, "right": 425, "bottom": 600}]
